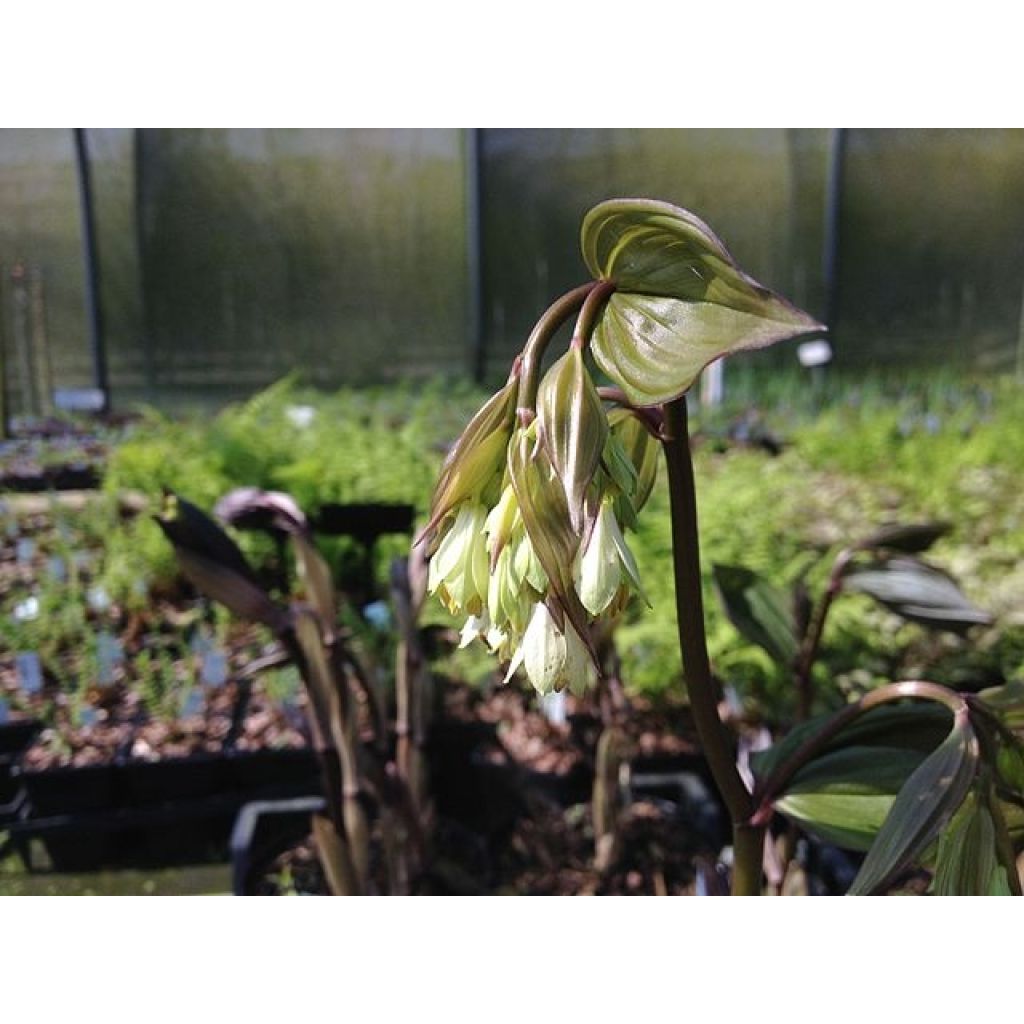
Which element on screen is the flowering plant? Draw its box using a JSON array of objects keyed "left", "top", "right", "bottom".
[{"left": 422, "top": 199, "right": 1024, "bottom": 896}]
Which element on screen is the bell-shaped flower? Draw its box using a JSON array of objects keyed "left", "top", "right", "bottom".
[
  {"left": 506, "top": 602, "right": 591, "bottom": 697},
  {"left": 577, "top": 496, "right": 646, "bottom": 617},
  {"left": 427, "top": 501, "right": 489, "bottom": 617}
]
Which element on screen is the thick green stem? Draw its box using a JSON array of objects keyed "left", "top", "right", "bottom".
[
  {"left": 661, "top": 397, "right": 761, "bottom": 894},
  {"left": 519, "top": 282, "right": 596, "bottom": 412},
  {"left": 732, "top": 825, "right": 766, "bottom": 896}
]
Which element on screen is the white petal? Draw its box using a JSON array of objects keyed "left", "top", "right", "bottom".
[
  {"left": 563, "top": 623, "right": 591, "bottom": 697},
  {"left": 578, "top": 501, "right": 620, "bottom": 616},
  {"left": 459, "top": 614, "right": 487, "bottom": 649},
  {"left": 523, "top": 603, "right": 565, "bottom": 696}
]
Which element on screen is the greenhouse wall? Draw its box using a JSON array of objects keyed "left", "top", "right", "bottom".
[{"left": 1, "top": 128, "right": 1022, "bottom": 414}]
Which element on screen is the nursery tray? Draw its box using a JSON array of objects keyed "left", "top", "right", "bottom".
[{"left": 8, "top": 747, "right": 322, "bottom": 872}]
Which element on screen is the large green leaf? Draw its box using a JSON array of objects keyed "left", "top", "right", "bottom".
[
  {"left": 775, "top": 745, "right": 928, "bottom": 851},
  {"left": 712, "top": 563, "right": 799, "bottom": 668},
  {"left": 537, "top": 347, "right": 607, "bottom": 532},
  {"left": 580, "top": 199, "right": 823, "bottom": 406},
  {"left": 842, "top": 555, "right": 992, "bottom": 633},
  {"left": 847, "top": 719, "right": 978, "bottom": 895},
  {"left": 752, "top": 703, "right": 952, "bottom": 787},
  {"left": 932, "top": 791, "right": 1012, "bottom": 896}
]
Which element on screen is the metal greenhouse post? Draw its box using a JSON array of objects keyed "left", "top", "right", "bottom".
[{"left": 72, "top": 128, "right": 110, "bottom": 415}]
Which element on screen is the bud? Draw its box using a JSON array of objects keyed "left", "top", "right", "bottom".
[{"left": 421, "top": 374, "right": 518, "bottom": 542}]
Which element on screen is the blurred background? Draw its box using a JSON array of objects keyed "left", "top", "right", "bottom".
[{"left": 3, "top": 128, "right": 1024, "bottom": 417}]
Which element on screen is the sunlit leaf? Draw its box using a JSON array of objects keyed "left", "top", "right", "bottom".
[
  {"left": 775, "top": 745, "right": 928, "bottom": 851},
  {"left": 842, "top": 555, "right": 992, "bottom": 633},
  {"left": 847, "top": 719, "right": 978, "bottom": 895},
  {"left": 932, "top": 790, "right": 1011, "bottom": 896},
  {"left": 581, "top": 199, "right": 823, "bottom": 407},
  {"left": 537, "top": 347, "right": 607, "bottom": 531},
  {"left": 712, "top": 564, "right": 798, "bottom": 668}
]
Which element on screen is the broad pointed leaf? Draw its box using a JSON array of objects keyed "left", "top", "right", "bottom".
[
  {"left": 855, "top": 522, "right": 951, "bottom": 556},
  {"left": 847, "top": 718, "right": 978, "bottom": 895},
  {"left": 537, "top": 347, "right": 607, "bottom": 531},
  {"left": 775, "top": 745, "right": 929, "bottom": 851},
  {"left": 712, "top": 563, "right": 799, "bottom": 668},
  {"left": 157, "top": 492, "right": 260, "bottom": 586},
  {"left": 842, "top": 555, "right": 992, "bottom": 633},
  {"left": 751, "top": 703, "right": 952, "bottom": 786},
  {"left": 581, "top": 199, "right": 823, "bottom": 407},
  {"left": 164, "top": 544, "right": 288, "bottom": 633},
  {"left": 214, "top": 487, "right": 338, "bottom": 635},
  {"left": 932, "top": 790, "right": 1012, "bottom": 896}
]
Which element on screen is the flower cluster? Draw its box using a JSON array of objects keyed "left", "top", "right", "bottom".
[{"left": 424, "top": 353, "right": 656, "bottom": 697}]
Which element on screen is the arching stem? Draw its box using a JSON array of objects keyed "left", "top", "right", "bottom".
[
  {"left": 661, "top": 396, "right": 761, "bottom": 895},
  {"left": 518, "top": 282, "right": 600, "bottom": 414}
]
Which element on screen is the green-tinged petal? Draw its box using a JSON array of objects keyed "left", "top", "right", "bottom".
[
  {"left": 523, "top": 603, "right": 566, "bottom": 696},
  {"left": 459, "top": 614, "right": 487, "bottom": 649},
  {"left": 578, "top": 500, "right": 622, "bottom": 617},
  {"left": 606, "top": 501, "right": 647, "bottom": 603},
  {"left": 428, "top": 502, "right": 488, "bottom": 615},
  {"left": 608, "top": 409, "right": 659, "bottom": 516},
  {"left": 564, "top": 623, "right": 592, "bottom": 697},
  {"left": 484, "top": 485, "right": 520, "bottom": 561}
]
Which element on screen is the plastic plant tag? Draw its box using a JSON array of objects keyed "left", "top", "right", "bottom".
[
  {"left": 180, "top": 688, "right": 204, "bottom": 719},
  {"left": 797, "top": 339, "right": 833, "bottom": 367},
  {"left": 13, "top": 595, "right": 40, "bottom": 621},
  {"left": 540, "top": 690, "right": 568, "bottom": 727},
  {"left": 200, "top": 649, "right": 229, "bottom": 687},
  {"left": 362, "top": 600, "right": 392, "bottom": 630},
  {"left": 16, "top": 652, "right": 43, "bottom": 694},
  {"left": 96, "top": 631, "right": 124, "bottom": 686},
  {"left": 190, "top": 630, "right": 214, "bottom": 656},
  {"left": 286, "top": 404, "right": 317, "bottom": 428},
  {"left": 16, "top": 538, "right": 36, "bottom": 564},
  {"left": 48, "top": 556, "right": 67, "bottom": 583}
]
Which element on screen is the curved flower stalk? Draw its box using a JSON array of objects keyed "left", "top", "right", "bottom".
[{"left": 423, "top": 362, "right": 657, "bottom": 698}]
